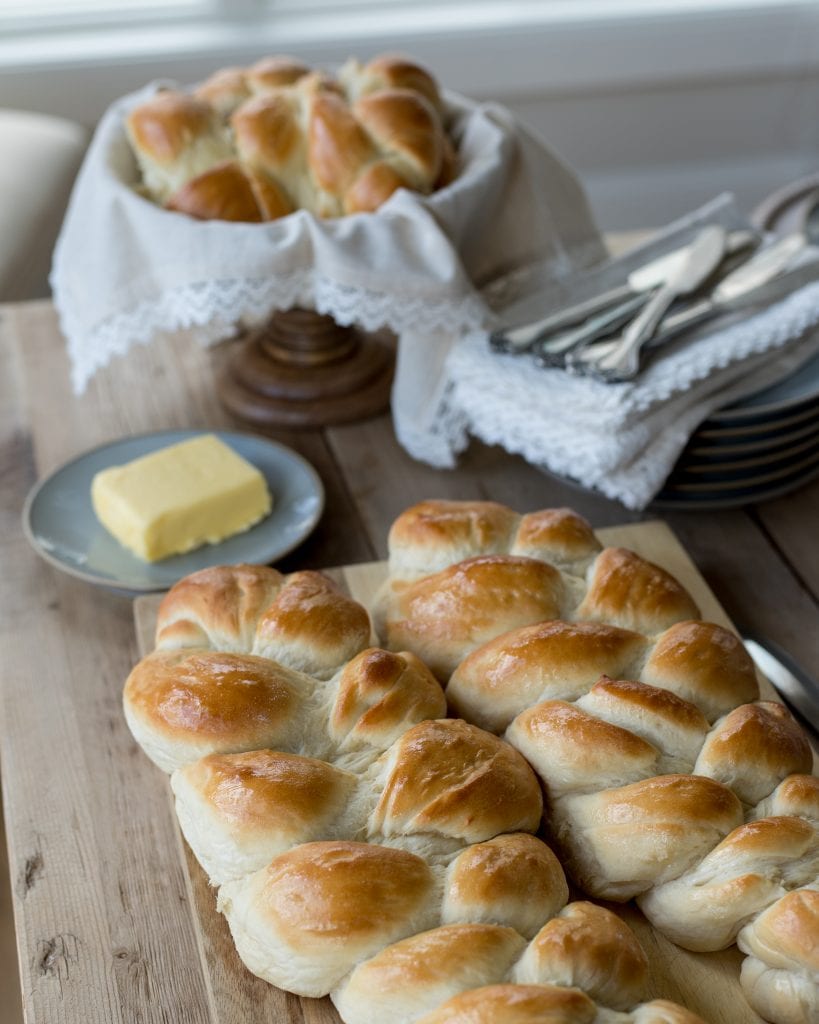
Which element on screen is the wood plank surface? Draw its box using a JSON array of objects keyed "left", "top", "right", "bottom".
[
  {"left": 131, "top": 520, "right": 808, "bottom": 1024},
  {"left": 1, "top": 299, "right": 818, "bottom": 1024}
]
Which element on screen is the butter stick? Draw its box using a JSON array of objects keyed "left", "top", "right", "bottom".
[{"left": 91, "top": 434, "right": 272, "bottom": 562}]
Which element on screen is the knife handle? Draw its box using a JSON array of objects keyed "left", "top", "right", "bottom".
[{"left": 489, "top": 284, "right": 633, "bottom": 352}]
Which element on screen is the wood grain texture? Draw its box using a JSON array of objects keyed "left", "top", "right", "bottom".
[
  {"left": 752, "top": 476, "right": 819, "bottom": 605},
  {"left": 132, "top": 520, "right": 807, "bottom": 1024},
  {"left": 0, "top": 305, "right": 215, "bottom": 1024}
]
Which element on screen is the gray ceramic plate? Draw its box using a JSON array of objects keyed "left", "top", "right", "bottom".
[
  {"left": 23, "top": 430, "right": 324, "bottom": 593},
  {"left": 686, "top": 413, "right": 819, "bottom": 456},
  {"left": 706, "top": 350, "right": 819, "bottom": 425},
  {"left": 651, "top": 460, "right": 819, "bottom": 510}
]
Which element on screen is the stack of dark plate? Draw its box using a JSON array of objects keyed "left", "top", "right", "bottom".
[{"left": 652, "top": 350, "right": 819, "bottom": 509}]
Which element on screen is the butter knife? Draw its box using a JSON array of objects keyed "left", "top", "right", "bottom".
[
  {"left": 743, "top": 634, "right": 819, "bottom": 747},
  {"left": 591, "top": 224, "right": 729, "bottom": 379}
]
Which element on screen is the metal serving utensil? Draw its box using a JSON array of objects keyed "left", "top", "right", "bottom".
[
  {"left": 530, "top": 228, "right": 759, "bottom": 367},
  {"left": 489, "top": 241, "right": 716, "bottom": 354},
  {"left": 743, "top": 634, "right": 819, "bottom": 747},
  {"left": 570, "top": 233, "right": 812, "bottom": 377},
  {"left": 587, "top": 224, "right": 728, "bottom": 380}
]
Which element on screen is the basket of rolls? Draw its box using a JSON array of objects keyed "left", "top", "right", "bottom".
[{"left": 51, "top": 51, "right": 605, "bottom": 433}]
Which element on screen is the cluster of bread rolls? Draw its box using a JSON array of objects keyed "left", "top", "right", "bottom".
[
  {"left": 125, "top": 53, "right": 456, "bottom": 222},
  {"left": 377, "top": 500, "right": 819, "bottom": 1024},
  {"left": 124, "top": 561, "right": 707, "bottom": 1024}
]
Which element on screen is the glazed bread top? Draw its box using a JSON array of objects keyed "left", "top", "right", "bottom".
[{"left": 126, "top": 53, "right": 453, "bottom": 221}]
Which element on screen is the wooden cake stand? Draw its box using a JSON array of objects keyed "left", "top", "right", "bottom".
[{"left": 217, "top": 307, "right": 395, "bottom": 428}]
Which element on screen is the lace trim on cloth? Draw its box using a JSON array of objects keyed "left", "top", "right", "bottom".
[
  {"left": 394, "top": 377, "right": 471, "bottom": 470},
  {"left": 62, "top": 273, "right": 488, "bottom": 394}
]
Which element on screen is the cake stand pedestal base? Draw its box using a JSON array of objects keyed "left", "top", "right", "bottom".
[{"left": 217, "top": 308, "right": 395, "bottom": 428}]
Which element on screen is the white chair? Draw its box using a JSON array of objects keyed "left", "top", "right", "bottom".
[{"left": 0, "top": 109, "right": 88, "bottom": 301}]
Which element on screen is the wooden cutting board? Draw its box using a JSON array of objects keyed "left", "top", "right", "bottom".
[{"left": 133, "top": 520, "right": 798, "bottom": 1024}]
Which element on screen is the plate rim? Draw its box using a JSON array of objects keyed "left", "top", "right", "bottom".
[
  {"left": 686, "top": 414, "right": 819, "bottom": 456},
  {"left": 660, "top": 447, "right": 819, "bottom": 494},
  {"left": 706, "top": 361, "right": 819, "bottom": 423},
  {"left": 22, "top": 428, "right": 325, "bottom": 593},
  {"left": 651, "top": 461, "right": 819, "bottom": 510},
  {"left": 696, "top": 401, "right": 819, "bottom": 438},
  {"left": 673, "top": 434, "right": 819, "bottom": 476}
]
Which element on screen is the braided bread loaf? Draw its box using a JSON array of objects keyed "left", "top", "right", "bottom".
[
  {"left": 124, "top": 561, "right": 706, "bottom": 1024},
  {"left": 379, "top": 500, "right": 818, "bottom": 1024},
  {"left": 125, "top": 53, "right": 455, "bottom": 222}
]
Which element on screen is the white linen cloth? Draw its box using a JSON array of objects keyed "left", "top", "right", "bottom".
[
  {"left": 51, "top": 82, "right": 604, "bottom": 395},
  {"left": 400, "top": 195, "right": 819, "bottom": 509}
]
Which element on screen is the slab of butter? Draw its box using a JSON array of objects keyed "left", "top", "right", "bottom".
[{"left": 91, "top": 434, "right": 272, "bottom": 562}]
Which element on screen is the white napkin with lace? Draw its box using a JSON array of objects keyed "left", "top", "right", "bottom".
[
  {"left": 399, "top": 195, "right": 819, "bottom": 509},
  {"left": 51, "top": 81, "right": 604, "bottom": 394}
]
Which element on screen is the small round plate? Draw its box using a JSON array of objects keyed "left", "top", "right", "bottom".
[
  {"left": 651, "top": 459, "right": 819, "bottom": 510},
  {"left": 659, "top": 448, "right": 818, "bottom": 495},
  {"left": 685, "top": 412, "right": 819, "bottom": 456},
  {"left": 694, "top": 401, "right": 819, "bottom": 439},
  {"left": 673, "top": 434, "right": 819, "bottom": 476},
  {"left": 705, "top": 351, "right": 819, "bottom": 425},
  {"left": 23, "top": 430, "right": 325, "bottom": 593}
]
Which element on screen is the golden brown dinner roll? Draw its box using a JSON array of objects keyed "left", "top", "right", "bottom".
[
  {"left": 123, "top": 649, "right": 310, "bottom": 773},
  {"left": 252, "top": 570, "right": 372, "bottom": 677},
  {"left": 194, "top": 55, "right": 310, "bottom": 117},
  {"left": 576, "top": 547, "right": 700, "bottom": 635},
  {"left": 693, "top": 701, "right": 813, "bottom": 806},
  {"left": 512, "top": 902, "right": 649, "bottom": 1010},
  {"left": 754, "top": 775, "right": 819, "bottom": 825},
  {"left": 353, "top": 88, "right": 443, "bottom": 191},
  {"left": 165, "top": 159, "right": 293, "bottom": 221},
  {"left": 193, "top": 65, "right": 252, "bottom": 116},
  {"left": 510, "top": 508, "right": 602, "bottom": 573},
  {"left": 375, "top": 554, "right": 574, "bottom": 680},
  {"left": 553, "top": 774, "right": 744, "bottom": 900},
  {"left": 218, "top": 840, "right": 437, "bottom": 996},
  {"left": 413, "top": 983, "right": 600, "bottom": 1024},
  {"left": 126, "top": 90, "right": 232, "bottom": 202},
  {"left": 638, "top": 816, "right": 819, "bottom": 952},
  {"left": 170, "top": 749, "right": 356, "bottom": 885},
  {"left": 368, "top": 720, "right": 542, "bottom": 848},
  {"left": 245, "top": 54, "right": 311, "bottom": 94},
  {"left": 328, "top": 647, "right": 447, "bottom": 752},
  {"left": 154, "top": 563, "right": 284, "bottom": 651},
  {"left": 447, "top": 622, "right": 648, "bottom": 733},
  {"left": 386, "top": 499, "right": 520, "bottom": 580},
  {"left": 341, "top": 53, "right": 443, "bottom": 114},
  {"left": 506, "top": 700, "right": 660, "bottom": 799},
  {"left": 333, "top": 892, "right": 660, "bottom": 1022},
  {"left": 738, "top": 887, "right": 819, "bottom": 1024},
  {"left": 154, "top": 563, "right": 371, "bottom": 679},
  {"left": 640, "top": 619, "right": 759, "bottom": 722},
  {"left": 332, "top": 924, "right": 527, "bottom": 1024},
  {"left": 230, "top": 91, "right": 305, "bottom": 199},
  {"left": 385, "top": 500, "right": 600, "bottom": 583},
  {"left": 442, "top": 834, "right": 569, "bottom": 939},
  {"left": 575, "top": 677, "right": 710, "bottom": 770}
]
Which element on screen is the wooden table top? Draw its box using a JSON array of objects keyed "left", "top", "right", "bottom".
[{"left": 1, "top": 298, "right": 818, "bottom": 1023}]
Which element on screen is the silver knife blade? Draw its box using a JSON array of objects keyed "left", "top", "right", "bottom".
[{"left": 743, "top": 635, "right": 819, "bottom": 748}]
